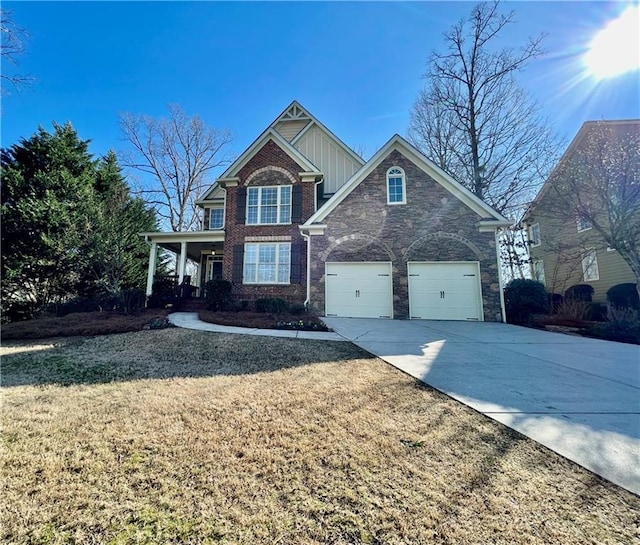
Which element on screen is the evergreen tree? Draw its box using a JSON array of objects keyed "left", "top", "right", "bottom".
[{"left": 1, "top": 124, "right": 158, "bottom": 318}]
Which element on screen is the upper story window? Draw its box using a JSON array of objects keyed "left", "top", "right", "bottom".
[
  {"left": 386, "top": 167, "right": 406, "bottom": 205},
  {"left": 582, "top": 249, "right": 599, "bottom": 281},
  {"left": 247, "top": 186, "right": 291, "bottom": 225},
  {"left": 577, "top": 205, "right": 592, "bottom": 232},
  {"left": 533, "top": 259, "right": 545, "bottom": 285},
  {"left": 529, "top": 223, "right": 541, "bottom": 247},
  {"left": 208, "top": 207, "right": 224, "bottom": 230}
]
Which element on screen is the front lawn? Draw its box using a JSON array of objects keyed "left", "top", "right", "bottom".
[{"left": 2, "top": 329, "right": 638, "bottom": 544}]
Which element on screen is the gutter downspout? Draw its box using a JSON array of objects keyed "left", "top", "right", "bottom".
[
  {"left": 495, "top": 228, "right": 507, "bottom": 323},
  {"left": 302, "top": 230, "right": 311, "bottom": 309}
]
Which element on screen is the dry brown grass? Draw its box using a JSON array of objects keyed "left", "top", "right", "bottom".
[
  {"left": 2, "top": 329, "right": 638, "bottom": 544},
  {"left": 1, "top": 310, "right": 170, "bottom": 341}
]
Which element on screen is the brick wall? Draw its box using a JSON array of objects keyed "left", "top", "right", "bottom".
[
  {"left": 223, "top": 139, "right": 316, "bottom": 306},
  {"left": 310, "top": 149, "right": 503, "bottom": 321}
]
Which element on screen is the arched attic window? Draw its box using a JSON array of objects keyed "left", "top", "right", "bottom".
[{"left": 386, "top": 166, "right": 406, "bottom": 205}]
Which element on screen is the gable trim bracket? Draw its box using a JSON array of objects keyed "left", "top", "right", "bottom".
[
  {"left": 299, "top": 171, "right": 324, "bottom": 183},
  {"left": 299, "top": 224, "right": 327, "bottom": 236},
  {"left": 478, "top": 219, "right": 512, "bottom": 233}
]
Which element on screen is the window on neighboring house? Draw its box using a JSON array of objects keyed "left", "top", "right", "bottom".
[
  {"left": 243, "top": 242, "right": 291, "bottom": 284},
  {"left": 582, "top": 249, "right": 599, "bottom": 281},
  {"left": 576, "top": 206, "right": 592, "bottom": 232},
  {"left": 247, "top": 186, "right": 291, "bottom": 225},
  {"left": 208, "top": 207, "right": 224, "bottom": 230},
  {"left": 529, "top": 223, "right": 541, "bottom": 247},
  {"left": 387, "top": 167, "right": 406, "bottom": 205},
  {"left": 533, "top": 259, "right": 545, "bottom": 285}
]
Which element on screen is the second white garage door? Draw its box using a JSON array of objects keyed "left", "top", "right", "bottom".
[
  {"left": 408, "top": 262, "right": 483, "bottom": 321},
  {"left": 325, "top": 262, "right": 393, "bottom": 318}
]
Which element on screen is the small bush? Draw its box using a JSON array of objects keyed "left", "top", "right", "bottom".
[
  {"left": 204, "top": 280, "right": 232, "bottom": 311},
  {"left": 587, "top": 321, "right": 640, "bottom": 345},
  {"left": 504, "top": 279, "right": 548, "bottom": 324},
  {"left": 255, "top": 298, "right": 289, "bottom": 314},
  {"left": 554, "top": 299, "right": 590, "bottom": 321},
  {"left": 121, "top": 288, "right": 146, "bottom": 315},
  {"left": 587, "top": 302, "right": 608, "bottom": 322},
  {"left": 548, "top": 293, "right": 564, "bottom": 314},
  {"left": 564, "top": 284, "right": 594, "bottom": 303},
  {"left": 607, "top": 283, "right": 640, "bottom": 310},
  {"left": 288, "top": 302, "right": 307, "bottom": 316}
]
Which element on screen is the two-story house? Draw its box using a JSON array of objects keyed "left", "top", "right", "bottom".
[
  {"left": 142, "top": 101, "right": 511, "bottom": 321},
  {"left": 524, "top": 120, "right": 639, "bottom": 302}
]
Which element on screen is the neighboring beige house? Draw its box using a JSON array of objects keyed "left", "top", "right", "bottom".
[
  {"left": 142, "top": 101, "right": 512, "bottom": 321},
  {"left": 524, "top": 120, "right": 639, "bottom": 302}
]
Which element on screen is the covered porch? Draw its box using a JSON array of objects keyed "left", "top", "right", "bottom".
[{"left": 141, "top": 231, "right": 225, "bottom": 298}]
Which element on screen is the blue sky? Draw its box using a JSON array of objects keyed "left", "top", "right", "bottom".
[{"left": 2, "top": 1, "right": 639, "bottom": 174}]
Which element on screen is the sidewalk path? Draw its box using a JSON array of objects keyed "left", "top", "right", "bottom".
[{"left": 168, "top": 312, "right": 347, "bottom": 341}]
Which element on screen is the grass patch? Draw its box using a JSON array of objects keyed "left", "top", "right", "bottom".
[
  {"left": 1, "top": 310, "right": 170, "bottom": 341},
  {"left": 2, "top": 329, "right": 638, "bottom": 544}
]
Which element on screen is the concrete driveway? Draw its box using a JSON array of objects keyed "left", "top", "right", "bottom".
[{"left": 323, "top": 317, "right": 640, "bottom": 495}]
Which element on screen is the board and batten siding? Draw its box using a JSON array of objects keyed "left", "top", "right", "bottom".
[{"left": 293, "top": 125, "right": 361, "bottom": 195}]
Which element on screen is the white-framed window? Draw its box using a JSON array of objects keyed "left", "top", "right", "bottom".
[
  {"left": 243, "top": 242, "right": 291, "bottom": 284},
  {"left": 533, "top": 259, "right": 545, "bottom": 285},
  {"left": 208, "top": 207, "right": 224, "bottom": 230},
  {"left": 386, "top": 166, "right": 406, "bottom": 205},
  {"left": 247, "top": 186, "right": 291, "bottom": 225},
  {"left": 577, "top": 206, "right": 592, "bottom": 232},
  {"left": 582, "top": 249, "right": 599, "bottom": 281},
  {"left": 529, "top": 223, "right": 541, "bottom": 247}
]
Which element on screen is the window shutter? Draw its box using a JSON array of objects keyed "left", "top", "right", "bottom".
[
  {"left": 290, "top": 242, "right": 303, "bottom": 284},
  {"left": 236, "top": 187, "right": 246, "bottom": 225},
  {"left": 233, "top": 245, "right": 244, "bottom": 282},
  {"left": 291, "top": 184, "right": 303, "bottom": 223}
]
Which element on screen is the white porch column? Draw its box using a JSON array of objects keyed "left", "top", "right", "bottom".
[
  {"left": 145, "top": 241, "right": 158, "bottom": 297},
  {"left": 178, "top": 241, "right": 188, "bottom": 283}
]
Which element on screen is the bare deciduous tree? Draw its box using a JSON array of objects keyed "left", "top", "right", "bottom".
[
  {"left": 408, "top": 1, "right": 562, "bottom": 282},
  {"left": 120, "top": 104, "right": 234, "bottom": 232},
  {"left": 1, "top": 9, "right": 34, "bottom": 95},
  {"left": 545, "top": 122, "right": 640, "bottom": 297},
  {"left": 409, "top": 1, "right": 559, "bottom": 216}
]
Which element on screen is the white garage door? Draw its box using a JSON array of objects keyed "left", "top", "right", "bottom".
[
  {"left": 325, "top": 262, "right": 393, "bottom": 318},
  {"left": 408, "top": 262, "right": 482, "bottom": 321}
]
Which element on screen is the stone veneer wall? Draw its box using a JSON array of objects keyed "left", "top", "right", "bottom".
[
  {"left": 223, "top": 139, "right": 316, "bottom": 305},
  {"left": 309, "top": 149, "right": 503, "bottom": 321}
]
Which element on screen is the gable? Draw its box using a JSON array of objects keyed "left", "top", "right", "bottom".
[{"left": 305, "top": 135, "right": 510, "bottom": 230}]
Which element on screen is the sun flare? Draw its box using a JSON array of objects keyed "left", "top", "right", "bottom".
[{"left": 584, "top": 5, "right": 640, "bottom": 80}]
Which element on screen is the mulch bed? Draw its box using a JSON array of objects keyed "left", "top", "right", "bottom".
[
  {"left": 198, "top": 310, "right": 329, "bottom": 331},
  {"left": 1, "top": 310, "right": 170, "bottom": 340}
]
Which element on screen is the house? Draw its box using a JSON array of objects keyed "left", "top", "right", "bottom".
[
  {"left": 523, "top": 120, "right": 639, "bottom": 302},
  {"left": 142, "top": 101, "right": 511, "bottom": 321}
]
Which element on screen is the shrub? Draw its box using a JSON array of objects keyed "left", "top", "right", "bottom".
[
  {"left": 204, "top": 280, "right": 232, "bottom": 311},
  {"left": 504, "top": 279, "right": 548, "bottom": 324},
  {"left": 548, "top": 293, "right": 564, "bottom": 314},
  {"left": 255, "top": 297, "right": 289, "bottom": 314},
  {"left": 564, "top": 284, "right": 594, "bottom": 302},
  {"left": 288, "top": 302, "right": 307, "bottom": 316},
  {"left": 554, "top": 299, "right": 590, "bottom": 321},
  {"left": 607, "top": 283, "right": 640, "bottom": 310},
  {"left": 121, "top": 288, "right": 146, "bottom": 315},
  {"left": 587, "top": 321, "right": 640, "bottom": 345},
  {"left": 587, "top": 302, "right": 608, "bottom": 321}
]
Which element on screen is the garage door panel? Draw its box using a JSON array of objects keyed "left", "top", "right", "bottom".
[
  {"left": 325, "top": 262, "right": 393, "bottom": 319},
  {"left": 408, "top": 262, "right": 482, "bottom": 321}
]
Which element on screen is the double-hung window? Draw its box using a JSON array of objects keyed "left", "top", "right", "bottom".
[
  {"left": 243, "top": 242, "right": 291, "bottom": 284},
  {"left": 208, "top": 207, "right": 224, "bottom": 230},
  {"left": 247, "top": 186, "right": 291, "bottom": 224},
  {"left": 577, "top": 205, "right": 592, "bottom": 232},
  {"left": 386, "top": 167, "right": 406, "bottom": 205},
  {"left": 582, "top": 249, "right": 599, "bottom": 281},
  {"left": 529, "top": 223, "right": 541, "bottom": 247}
]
